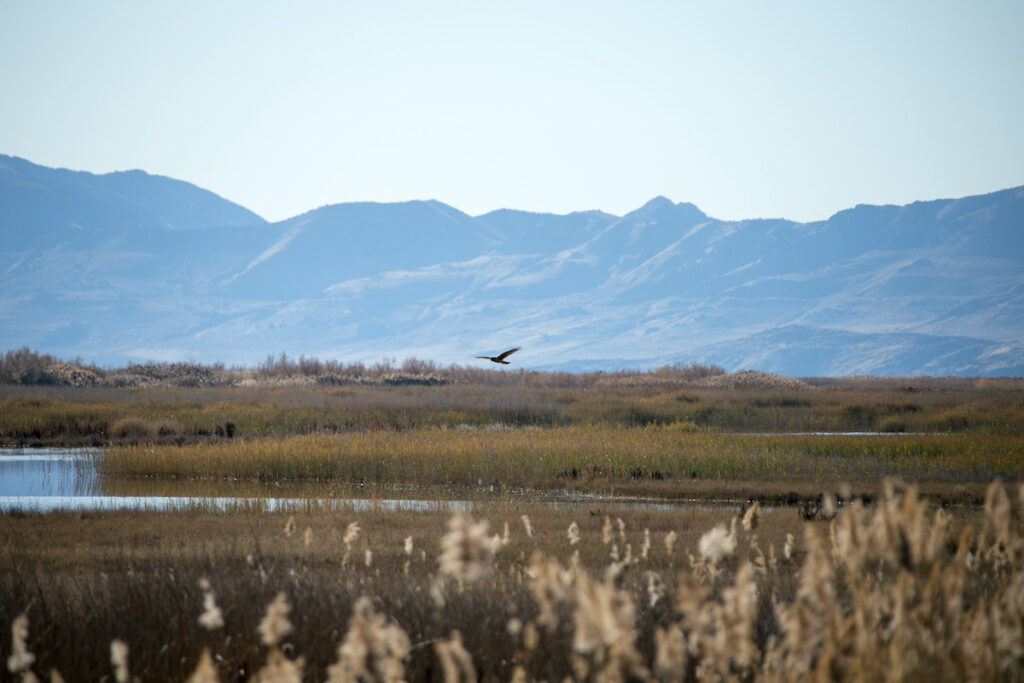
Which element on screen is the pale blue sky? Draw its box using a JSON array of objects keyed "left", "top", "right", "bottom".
[{"left": 2, "top": 1, "right": 1022, "bottom": 223}]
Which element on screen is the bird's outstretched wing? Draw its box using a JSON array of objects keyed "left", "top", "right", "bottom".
[{"left": 494, "top": 347, "right": 520, "bottom": 361}]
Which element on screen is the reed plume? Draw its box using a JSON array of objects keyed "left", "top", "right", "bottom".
[
  {"left": 7, "top": 612, "right": 35, "bottom": 676},
  {"left": 327, "top": 596, "right": 410, "bottom": 683},
  {"left": 110, "top": 640, "right": 129, "bottom": 683},
  {"left": 197, "top": 577, "right": 224, "bottom": 631},
  {"left": 438, "top": 514, "right": 494, "bottom": 584},
  {"left": 257, "top": 592, "right": 293, "bottom": 647},
  {"left": 434, "top": 631, "right": 476, "bottom": 683}
]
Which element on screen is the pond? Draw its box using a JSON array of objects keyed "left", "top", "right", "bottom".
[{"left": 0, "top": 448, "right": 756, "bottom": 513}]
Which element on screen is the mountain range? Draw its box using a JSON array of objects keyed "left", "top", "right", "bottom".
[{"left": 2, "top": 153, "right": 1022, "bottom": 376}]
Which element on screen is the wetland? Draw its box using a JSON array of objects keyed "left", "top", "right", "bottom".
[{"left": 2, "top": 365, "right": 1022, "bottom": 680}]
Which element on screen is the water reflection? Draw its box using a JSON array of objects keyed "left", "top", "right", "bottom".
[
  {"left": 0, "top": 448, "right": 100, "bottom": 497},
  {"left": 1, "top": 448, "right": 757, "bottom": 514}
]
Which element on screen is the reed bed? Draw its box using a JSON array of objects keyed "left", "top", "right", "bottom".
[
  {"left": 100, "top": 428, "right": 1024, "bottom": 495},
  {"left": 2, "top": 480, "right": 1021, "bottom": 681},
  {"left": 4, "top": 375, "right": 1024, "bottom": 446}
]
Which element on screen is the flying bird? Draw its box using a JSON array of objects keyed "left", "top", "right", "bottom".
[{"left": 476, "top": 347, "right": 520, "bottom": 365}]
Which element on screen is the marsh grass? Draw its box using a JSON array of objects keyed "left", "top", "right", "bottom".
[
  {"left": 3, "top": 374, "right": 1023, "bottom": 446},
  {"left": 2, "top": 481, "right": 1021, "bottom": 681},
  {"left": 100, "top": 429, "right": 1024, "bottom": 503}
]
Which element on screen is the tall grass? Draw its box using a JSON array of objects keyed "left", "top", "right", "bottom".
[
  {"left": 100, "top": 428, "right": 1024, "bottom": 494},
  {"left": 4, "top": 376, "right": 1024, "bottom": 446},
  {"left": 2, "top": 480, "right": 1021, "bottom": 680}
]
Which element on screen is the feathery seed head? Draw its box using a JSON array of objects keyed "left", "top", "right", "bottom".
[
  {"left": 664, "top": 530, "right": 677, "bottom": 555},
  {"left": 568, "top": 521, "right": 581, "bottom": 546},
  {"left": 110, "top": 640, "right": 130, "bottom": 683},
  {"left": 439, "top": 514, "right": 495, "bottom": 583},
  {"left": 258, "top": 592, "right": 293, "bottom": 647},
  {"left": 7, "top": 612, "right": 35, "bottom": 674},
  {"left": 699, "top": 524, "right": 736, "bottom": 564},
  {"left": 344, "top": 522, "right": 361, "bottom": 547},
  {"left": 520, "top": 515, "right": 533, "bottom": 538}
]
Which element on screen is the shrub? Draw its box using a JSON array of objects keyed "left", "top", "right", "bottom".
[
  {"left": 109, "top": 417, "right": 157, "bottom": 440},
  {"left": 881, "top": 416, "right": 906, "bottom": 433}
]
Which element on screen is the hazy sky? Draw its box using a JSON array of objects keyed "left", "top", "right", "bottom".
[{"left": 2, "top": 1, "right": 1022, "bottom": 223}]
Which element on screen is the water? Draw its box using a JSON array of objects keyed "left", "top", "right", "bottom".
[
  {"left": 0, "top": 448, "right": 757, "bottom": 513},
  {"left": 0, "top": 448, "right": 470, "bottom": 512},
  {"left": 0, "top": 448, "right": 100, "bottom": 497}
]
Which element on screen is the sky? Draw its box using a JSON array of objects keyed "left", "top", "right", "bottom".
[{"left": 2, "top": 1, "right": 1023, "bottom": 223}]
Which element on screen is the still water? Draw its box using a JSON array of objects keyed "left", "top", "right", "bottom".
[
  {"left": 0, "top": 448, "right": 752, "bottom": 513},
  {"left": 0, "top": 448, "right": 472, "bottom": 512}
]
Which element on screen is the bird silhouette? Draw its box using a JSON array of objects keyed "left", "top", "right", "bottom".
[{"left": 476, "top": 347, "right": 520, "bottom": 365}]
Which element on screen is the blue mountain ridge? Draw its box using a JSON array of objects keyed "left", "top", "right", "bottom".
[{"left": 1, "top": 154, "right": 1022, "bottom": 375}]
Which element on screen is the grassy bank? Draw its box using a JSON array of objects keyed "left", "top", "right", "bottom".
[
  {"left": 2, "top": 481, "right": 1020, "bottom": 681},
  {"left": 99, "top": 428, "right": 1024, "bottom": 503},
  {"left": 3, "top": 374, "right": 1023, "bottom": 446}
]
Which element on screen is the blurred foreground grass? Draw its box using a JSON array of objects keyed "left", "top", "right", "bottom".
[{"left": 2, "top": 480, "right": 1021, "bottom": 681}]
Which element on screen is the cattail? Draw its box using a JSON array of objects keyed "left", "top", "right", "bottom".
[
  {"left": 521, "top": 515, "right": 533, "bottom": 538},
  {"left": 502, "top": 521, "right": 511, "bottom": 546},
  {"left": 198, "top": 577, "right": 224, "bottom": 631},
  {"left": 567, "top": 521, "right": 581, "bottom": 545},
  {"left": 616, "top": 517, "right": 626, "bottom": 543},
  {"left": 258, "top": 592, "right": 293, "bottom": 647},
  {"left": 439, "top": 514, "right": 494, "bottom": 583},
  {"left": 784, "top": 532, "right": 795, "bottom": 560},
  {"left": 699, "top": 524, "right": 736, "bottom": 564},
  {"left": 434, "top": 630, "right": 476, "bottom": 683},
  {"left": 404, "top": 536, "right": 414, "bottom": 556},
  {"left": 303, "top": 526, "right": 313, "bottom": 551},
  {"left": 641, "top": 528, "right": 651, "bottom": 560},
  {"left": 284, "top": 516, "right": 296, "bottom": 538},
  {"left": 664, "top": 530, "right": 677, "bottom": 555},
  {"left": 602, "top": 516, "right": 613, "bottom": 545},
  {"left": 187, "top": 648, "right": 219, "bottom": 683},
  {"left": 110, "top": 640, "right": 130, "bottom": 683},
  {"left": 365, "top": 549, "right": 373, "bottom": 567},
  {"left": 7, "top": 612, "right": 35, "bottom": 674}
]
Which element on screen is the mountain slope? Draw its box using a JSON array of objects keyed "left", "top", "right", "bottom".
[
  {"left": 0, "top": 155, "right": 265, "bottom": 252},
  {"left": 1, "top": 154, "right": 1021, "bottom": 376}
]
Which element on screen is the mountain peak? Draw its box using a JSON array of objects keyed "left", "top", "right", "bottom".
[
  {"left": 640, "top": 196, "right": 675, "bottom": 210},
  {"left": 625, "top": 196, "right": 707, "bottom": 227}
]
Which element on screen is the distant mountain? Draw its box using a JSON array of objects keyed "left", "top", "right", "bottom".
[
  {"left": 0, "top": 154, "right": 265, "bottom": 251},
  {"left": 1, "top": 154, "right": 1022, "bottom": 376}
]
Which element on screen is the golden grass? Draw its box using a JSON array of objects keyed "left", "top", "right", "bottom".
[
  {"left": 3, "top": 375, "right": 1024, "bottom": 446},
  {"left": 2, "top": 480, "right": 1021, "bottom": 681},
  {"left": 100, "top": 428, "right": 1024, "bottom": 502}
]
